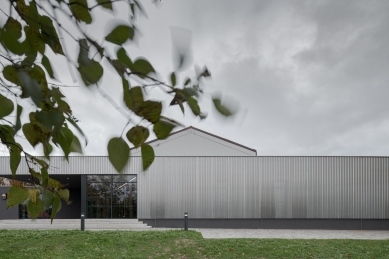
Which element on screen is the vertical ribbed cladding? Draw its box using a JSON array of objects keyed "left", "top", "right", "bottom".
[
  {"left": 137, "top": 156, "right": 389, "bottom": 219},
  {"left": 1, "top": 156, "right": 388, "bottom": 219},
  {"left": 0, "top": 156, "right": 142, "bottom": 175}
]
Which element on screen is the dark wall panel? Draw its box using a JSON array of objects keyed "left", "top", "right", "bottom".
[
  {"left": 56, "top": 188, "right": 81, "bottom": 219},
  {"left": 0, "top": 187, "right": 18, "bottom": 219},
  {"left": 139, "top": 218, "right": 389, "bottom": 230}
]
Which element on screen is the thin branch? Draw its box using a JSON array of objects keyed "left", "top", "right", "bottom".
[
  {"left": 0, "top": 7, "right": 9, "bottom": 17},
  {"left": 34, "top": 1, "right": 78, "bottom": 42},
  {"left": 0, "top": 79, "right": 18, "bottom": 97},
  {"left": 49, "top": 83, "right": 80, "bottom": 88},
  {"left": 127, "top": 71, "right": 173, "bottom": 91},
  {"left": 95, "top": 83, "right": 131, "bottom": 120},
  {"left": 0, "top": 54, "right": 14, "bottom": 63},
  {"left": 0, "top": 117, "right": 13, "bottom": 125},
  {"left": 120, "top": 119, "right": 131, "bottom": 137}
]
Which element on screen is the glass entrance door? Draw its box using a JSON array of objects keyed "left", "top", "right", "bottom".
[{"left": 87, "top": 175, "right": 137, "bottom": 218}]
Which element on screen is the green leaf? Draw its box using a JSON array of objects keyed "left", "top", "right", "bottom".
[
  {"left": 169, "top": 90, "right": 187, "bottom": 114},
  {"left": 122, "top": 77, "right": 130, "bottom": 90},
  {"left": 24, "top": 26, "right": 45, "bottom": 54},
  {"left": 107, "top": 137, "right": 130, "bottom": 172},
  {"left": 43, "top": 141, "right": 53, "bottom": 159},
  {"left": 86, "top": 36, "right": 105, "bottom": 57},
  {"left": 28, "top": 65, "right": 48, "bottom": 92},
  {"left": 96, "top": 0, "right": 113, "bottom": 9},
  {"left": 178, "top": 100, "right": 185, "bottom": 114},
  {"left": 78, "top": 39, "right": 92, "bottom": 66},
  {"left": 0, "top": 28, "right": 27, "bottom": 55},
  {"left": 198, "top": 66, "right": 211, "bottom": 79},
  {"left": 70, "top": 135, "right": 83, "bottom": 154},
  {"left": 35, "top": 110, "right": 64, "bottom": 131},
  {"left": 187, "top": 97, "right": 201, "bottom": 116},
  {"left": 117, "top": 48, "right": 135, "bottom": 70},
  {"left": 22, "top": 123, "right": 40, "bottom": 147},
  {"left": 57, "top": 99, "right": 71, "bottom": 114},
  {"left": 126, "top": 126, "right": 149, "bottom": 148},
  {"left": 132, "top": 58, "right": 155, "bottom": 78},
  {"left": 3, "top": 66, "right": 21, "bottom": 86},
  {"left": 27, "top": 198, "right": 43, "bottom": 219},
  {"left": 28, "top": 188, "right": 40, "bottom": 203},
  {"left": 66, "top": 117, "right": 87, "bottom": 143},
  {"left": 30, "top": 156, "right": 49, "bottom": 169},
  {"left": 0, "top": 124, "right": 14, "bottom": 139},
  {"left": 41, "top": 55, "right": 55, "bottom": 78},
  {"left": 137, "top": 101, "right": 162, "bottom": 123},
  {"left": 41, "top": 167, "right": 49, "bottom": 188},
  {"left": 21, "top": 51, "right": 38, "bottom": 69},
  {"left": 5, "top": 17, "right": 22, "bottom": 39},
  {"left": 16, "top": 0, "right": 40, "bottom": 29},
  {"left": 212, "top": 98, "right": 234, "bottom": 116},
  {"left": 184, "top": 78, "right": 191, "bottom": 86},
  {"left": 14, "top": 104, "right": 23, "bottom": 133},
  {"left": 51, "top": 196, "right": 61, "bottom": 223},
  {"left": 170, "top": 72, "right": 176, "bottom": 87},
  {"left": 78, "top": 61, "right": 104, "bottom": 86},
  {"left": 0, "top": 125, "right": 15, "bottom": 148},
  {"left": 29, "top": 168, "right": 41, "bottom": 181},
  {"left": 42, "top": 189, "right": 55, "bottom": 211},
  {"left": 70, "top": 0, "right": 92, "bottom": 24},
  {"left": 10, "top": 143, "right": 21, "bottom": 178},
  {"left": 40, "top": 16, "right": 64, "bottom": 55},
  {"left": 141, "top": 144, "right": 154, "bottom": 170},
  {"left": 58, "top": 189, "right": 70, "bottom": 203},
  {"left": 153, "top": 120, "right": 175, "bottom": 139},
  {"left": 0, "top": 94, "right": 14, "bottom": 119},
  {"left": 48, "top": 178, "right": 64, "bottom": 190},
  {"left": 7, "top": 186, "right": 28, "bottom": 208},
  {"left": 17, "top": 72, "right": 43, "bottom": 106},
  {"left": 111, "top": 59, "right": 127, "bottom": 76},
  {"left": 105, "top": 25, "right": 134, "bottom": 45},
  {"left": 183, "top": 87, "right": 198, "bottom": 98},
  {"left": 124, "top": 86, "right": 144, "bottom": 113},
  {"left": 58, "top": 127, "right": 74, "bottom": 159}
]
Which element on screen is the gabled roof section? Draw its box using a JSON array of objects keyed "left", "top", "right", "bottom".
[
  {"left": 132, "top": 126, "right": 257, "bottom": 156},
  {"left": 148, "top": 126, "right": 256, "bottom": 154}
]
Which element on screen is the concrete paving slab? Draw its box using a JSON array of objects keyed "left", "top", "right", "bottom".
[{"left": 192, "top": 229, "right": 389, "bottom": 240}]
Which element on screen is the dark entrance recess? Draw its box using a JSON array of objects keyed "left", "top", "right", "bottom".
[{"left": 86, "top": 175, "right": 137, "bottom": 218}]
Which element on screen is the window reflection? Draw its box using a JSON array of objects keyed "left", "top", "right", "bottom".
[
  {"left": 87, "top": 175, "right": 137, "bottom": 218},
  {"left": 87, "top": 175, "right": 112, "bottom": 183},
  {"left": 113, "top": 175, "right": 137, "bottom": 183}
]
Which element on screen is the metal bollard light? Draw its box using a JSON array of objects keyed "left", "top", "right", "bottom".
[
  {"left": 184, "top": 212, "right": 188, "bottom": 231},
  {"left": 81, "top": 213, "right": 85, "bottom": 231}
]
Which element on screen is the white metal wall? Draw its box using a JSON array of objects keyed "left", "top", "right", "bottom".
[
  {"left": 137, "top": 157, "right": 389, "bottom": 219},
  {"left": 1, "top": 156, "right": 388, "bottom": 219}
]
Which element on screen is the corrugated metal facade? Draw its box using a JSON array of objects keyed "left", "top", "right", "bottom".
[
  {"left": 1, "top": 156, "right": 388, "bottom": 219},
  {"left": 137, "top": 157, "right": 389, "bottom": 219}
]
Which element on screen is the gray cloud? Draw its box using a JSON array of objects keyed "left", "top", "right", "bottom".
[{"left": 6, "top": 0, "right": 389, "bottom": 157}]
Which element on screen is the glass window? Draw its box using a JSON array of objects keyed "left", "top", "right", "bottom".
[
  {"left": 87, "top": 175, "right": 112, "bottom": 183},
  {"left": 112, "top": 182, "right": 137, "bottom": 218},
  {"left": 113, "top": 175, "right": 137, "bottom": 183},
  {"left": 86, "top": 175, "right": 137, "bottom": 218},
  {"left": 87, "top": 182, "right": 112, "bottom": 218}
]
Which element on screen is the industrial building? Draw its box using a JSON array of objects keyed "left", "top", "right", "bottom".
[{"left": 1, "top": 127, "right": 388, "bottom": 230}]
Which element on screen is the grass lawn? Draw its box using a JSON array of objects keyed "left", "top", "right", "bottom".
[{"left": 0, "top": 229, "right": 388, "bottom": 259}]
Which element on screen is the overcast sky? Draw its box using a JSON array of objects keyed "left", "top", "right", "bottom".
[{"left": 3, "top": 0, "right": 389, "bottom": 157}]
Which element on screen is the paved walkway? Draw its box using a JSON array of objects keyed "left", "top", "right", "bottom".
[{"left": 190, "top": 229, "right": 389, "bottom": 240}]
